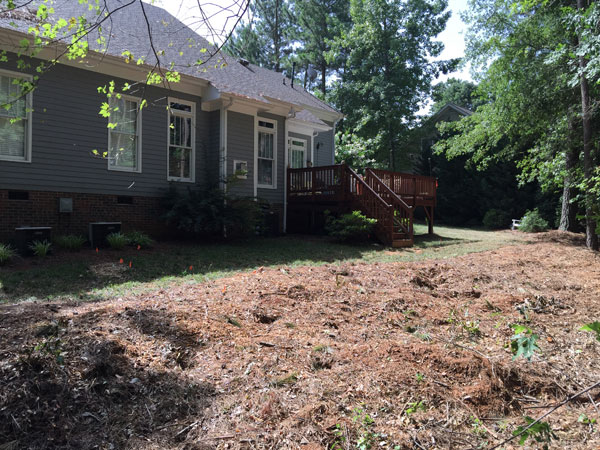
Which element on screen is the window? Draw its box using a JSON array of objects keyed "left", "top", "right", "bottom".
[
  {"left": 168, "top": 99, "right": 195, "bottom": 182},
  {"left": 289, "top": 139, "right": 306, "bottom": 169},
  {"left": 0, "top": 70, "right": 32, "bottom": 162},
  {"left": 257, "top": 119, "right": 276, "bottom": 188},
  {"left": 234, "top": 160, "right": 248, "bottom": 179},
  {"left": 108, "top": 95, "right": 141, "bottom": 172}
]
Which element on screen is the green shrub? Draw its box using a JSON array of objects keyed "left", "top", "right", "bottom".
[
  {"left": 29, "top": 240, "right": 52, "bottom": 258},
  {"left": 55, "top": 234, "right": 86, "bottom": 251},
  {"left": 482, "top": 208, "right": 511, "bottom": 229},
  {"left": 106, "top": 232, "right": 128, "bottom": 250},
  {"left": 162, "top": 186, "right": 264, "bottom": 239},
  {"left": 126, "top": 231, "right": 154, "bottom": 248},
  {"left": 0, "top": 243, "right": 15, "bottom": 265},
  {"left": 325, "top": 210, "right": 377, "bottom": 242},
  {"left": 519, "top": 208, "right": 549, "bottom": 233}
]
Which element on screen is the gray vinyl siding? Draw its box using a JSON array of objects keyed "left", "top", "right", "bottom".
[
  {"left": 288, "top": 131, "right": 311, "bottom": 165},
  {"left": 256, "top": 112, "right": 284, "bottom": 205},
  {"left": 0, "top": 54, "right": 215, "bottom": 197},
  {"left": 314, "top": 127, "right": 335, "bottom": 167},
  {"left": 226, "top": 111, "right": 254, "bottom": 198}
]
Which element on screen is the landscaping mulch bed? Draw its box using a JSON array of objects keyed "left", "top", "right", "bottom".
[{"left": 1, "top": 231, "right": 599, "bottom": 449}]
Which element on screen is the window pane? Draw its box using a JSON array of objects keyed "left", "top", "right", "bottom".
[
  {"left": 0, "top": 75, "right": 26, "bottom": 119},
  {"left": 170, "top": 102, "right": 192, "bottom": 112},
  {"left": 0, "top": 116, "right": 25, "bottom": 157},
  {"left": 111, "top": 98, "right": 137, "bottom": 133},
  {"left": 169, "top": 115, "right": 192, "bottom": 148},
  {"left": 258, "top": 120, "right": 274, "bottom": 129},
  {"left": 258, "top": 158, "right": 273, "bottom": 185},
  {"left": 259, "top": 132, "right": 273, "bottom": 159},
  {"left": 109, "top": 132, "right": 136, "bottom": 168},
  {"left": 291, "top": 149, "right": 304, "bottom": 168},
  {"left": 169, "top": 146, "right": 191, "bottom": 179}
]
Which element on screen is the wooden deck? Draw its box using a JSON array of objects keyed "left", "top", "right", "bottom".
[{"left": 287, "top": 164, "right": 437, "bottom": 247}]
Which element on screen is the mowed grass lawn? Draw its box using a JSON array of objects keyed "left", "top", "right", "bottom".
[{"left": 0, "top": 224, "right": 527, "bottom": 303}]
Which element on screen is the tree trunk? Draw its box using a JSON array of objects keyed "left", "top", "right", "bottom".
[
  {"left": 577, "top": 0, "right": 599, "bottom": 249},
  {"left": 320, "top": 64, "right": 326, "bottom": 97},
  {"left": 559, "top": 127, "right": 579, "bottom": 232}
]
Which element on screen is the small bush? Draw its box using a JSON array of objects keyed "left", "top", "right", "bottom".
[
  {"left": 482, "top": 208, "right": 511, "bottom": 229},
  {"left": 29, "top": 240, "right": 52, "bottom": 258},
  {"left": 325, "top": 210, "right": 377, "bottom": 242},
  {"left": 519, "top": 208, "right": 549, "bottom": 233},
  {"left": 162, "top": 186, "right": 264, "bottom": 239},
  {"left": 55, "top": 234, "right": 86, "bottom": 251},
  {"left": 106, "top": 232, "right": 128, "bottom": 250},
  {"left": 126, "top": 231, "right": 154, "bottom": 248},
  {"left": 0, "top": 243, "right": 15, "bottom": 265}
]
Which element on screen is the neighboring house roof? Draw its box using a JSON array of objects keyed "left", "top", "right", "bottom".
[
  {"left": 430, "top": 102, "right": 473, "bottom": 123},
  {"left": 0, "top": 0, "right": 341, "bottom": 122}
]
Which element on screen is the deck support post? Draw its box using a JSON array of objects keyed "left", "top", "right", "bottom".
[{"left": 425, "top": 206, "right": 434, "bottom": 235}]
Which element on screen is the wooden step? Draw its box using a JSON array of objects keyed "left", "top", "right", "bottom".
[{"left": 392, "top": 239, "right": 413, "bottom": 248}]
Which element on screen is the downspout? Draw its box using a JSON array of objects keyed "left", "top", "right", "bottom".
[
  {"left": 219, "top": 98, "right": 234, "bottom": 192},
  {"left": 283, "top": 117, "right": 289, "bottom": 233}
]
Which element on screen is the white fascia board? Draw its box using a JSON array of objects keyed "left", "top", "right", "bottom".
[
  {"left": 299, "top": 103, "right": 344, "bottom": 124},
  {"left": 288, "top": 118, "right": 332, "bottom": 134}
]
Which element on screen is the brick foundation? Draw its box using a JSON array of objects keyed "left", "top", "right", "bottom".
[{"left": 0, "top": 190, "right": 167, "bottom": 242}]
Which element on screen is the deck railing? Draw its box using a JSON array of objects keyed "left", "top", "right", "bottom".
[{"left": 369, "top": 169, "right": 437, "bottom": 206}]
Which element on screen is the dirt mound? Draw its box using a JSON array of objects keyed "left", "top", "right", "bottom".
[{"left": 1, "top": 240, "right": 600, "bottom": 449}]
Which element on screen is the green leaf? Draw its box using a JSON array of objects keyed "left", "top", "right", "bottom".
[{"left": 580, "top": 322, "right": 600, "bottom": 341}]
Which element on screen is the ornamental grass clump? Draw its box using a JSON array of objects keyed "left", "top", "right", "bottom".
[
  {"left": 106, "top": 232, "right": 128, "bottom": 250},
  {"left": 29, "top": 240, "right": 52, "bottom": 258},
  {"left": 0, "top": 243, "right": 15, "bottom": 265},
  {"left": 55, "top": 234, "right": 86, "bottom": 251},
  {"left": 126, "top": 231, "right": 154, "bottom": 248}
]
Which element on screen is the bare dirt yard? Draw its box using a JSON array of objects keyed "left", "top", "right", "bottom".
[{"left": 1, "top": 231, "right": 599, "bottom": 449}]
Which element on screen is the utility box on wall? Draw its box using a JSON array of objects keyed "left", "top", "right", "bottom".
[
  {"left": 88, "top": 222, "right": 121, "bottom": 248},
  {"left": 59, "top": 197, "right": 73, "bottom": 213}
]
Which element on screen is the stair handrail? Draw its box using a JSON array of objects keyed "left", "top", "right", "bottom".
[
  {"left": 344, "top": 166, "right": 392, "bottom": 207},
  {"left": 365, "top": 168, "right": 412, "bottom": 211}
]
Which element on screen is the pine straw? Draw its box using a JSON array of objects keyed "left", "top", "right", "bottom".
[{"left": 1, "top": 233, "right": 599, "bottom": 449}]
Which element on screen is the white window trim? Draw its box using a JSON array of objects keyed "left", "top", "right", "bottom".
[
  {"left": 288, "top": 137, "right": 308, "bottom": 168},
  {"left": 107, "top": 93, "right": 142, "bottom": 173},
  {"left": 233, "top": 159, "right": 248, "bottom": 179},
  {"left": 167, "top": 97, "right": 196, "bottom": 183},
  {"left": 256, "top": 117, "right": 277, "bottom": 189},
  {"left": 0, "top": 68, "right": 33, "bottom": 163}
]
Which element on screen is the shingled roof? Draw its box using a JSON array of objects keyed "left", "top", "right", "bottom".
[{"left": 0, "top": 0, "right": 340, "bottom": 123}]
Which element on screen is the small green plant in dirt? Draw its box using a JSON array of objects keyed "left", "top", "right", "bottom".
[
  {"left": 512, "top": 417, "right": 556, "bottom": 449},
  {"left": 126, "top": 231, "right": 154, "bottom": 248},
  {"left": 580, "top": 322, "right": 600, "bottom": 341},
  {"left": 106, "top": 232, "right": 128, "bottom": 250},
  {"left": 519, "top": 208, "right": 549, "bottom": 233},
  {"left": 471, "top": 416, "right": 487, "bottom": 437},
  {"left": 510, "top": 325, "right": 540, "bottom": 361},
  {"left": 325, "top": 210, "right": 377, "bottom": 242},
  {"left": 330, "top": 423, "right": 347, "bottom": 450},
  {"left": 54, "top": 234, "right": 86, "bottom": 251},
  {"left": 0, "top": 243, "right": 15, "bottom": 265},
  {"left": 415, "top": 372, "right": 425, "bottom": 383},
  {"left": 29, "top": 240, "right": 52, "bottom": 257},
  {"left": 405, "top": 400, "right": 426, "bottom": 417},
  {"left": 352, "top": 407, "right": 380, "bottom": 450},
  {"left": 578, "top": 413, "right": 597, "bottom": 426},
  {"left": 272, "top": 372, "right": 298, "bottom": 387},
  {"left": 31, "top": 338, "right": 65, "bottom": 365}
]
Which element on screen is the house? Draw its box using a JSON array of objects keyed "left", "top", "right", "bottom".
[
  {"left": 0, "top": 0, "right": 342, "bottom": 241},
  {"left": 419, "top": 102, "right": 473, "bottom": 162}
]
